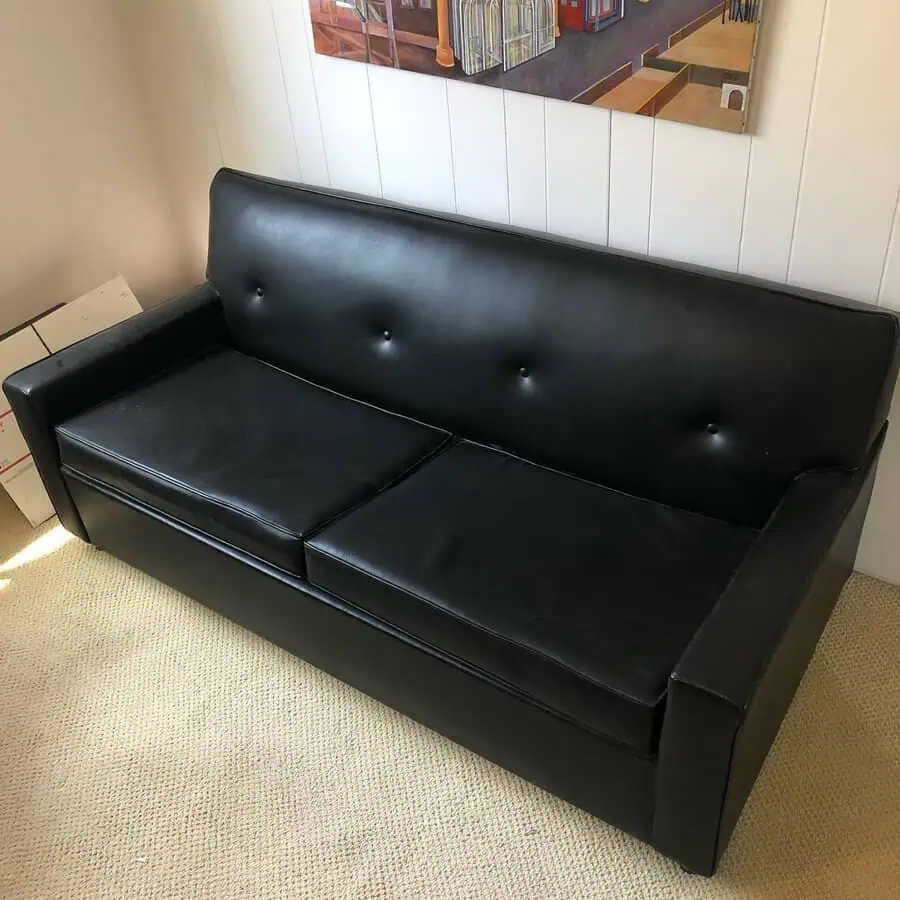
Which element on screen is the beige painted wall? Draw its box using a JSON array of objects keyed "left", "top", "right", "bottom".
[
  {"left": 107, "top": 0, "right": 900, "bottom": 582},
  {"left": 0, "top": 0, "right": 185, "bottom": 334}
]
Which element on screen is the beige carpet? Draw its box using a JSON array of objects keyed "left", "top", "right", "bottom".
[{"left": 0, "top": 493, "right": 898, "bottom": 900}]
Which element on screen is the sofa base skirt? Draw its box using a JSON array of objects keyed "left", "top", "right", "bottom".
[{"left": 65, "top": 471, "right": 658, "bottom": 845}]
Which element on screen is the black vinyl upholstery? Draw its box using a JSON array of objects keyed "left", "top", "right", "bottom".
[
  {"left": 209, "top": 169, "right": 897, "bottom": 527},
  {"left": 307, "top": 440, "right": 757, "bottom": 755},
  {"left": 5, "top": 168, "right": 899, "bottom": 876},
  {"left": 0, "top": 283, "right": 226, "bottom": 540},
  {"left": 654, "top": 434, "right": 883, "bottom": 873},
  {"left": 60, "top": 472, "right": 660, "bottom": 844},
  {"left": 56, "top": 349, "right": 447, "bottom": 575}
]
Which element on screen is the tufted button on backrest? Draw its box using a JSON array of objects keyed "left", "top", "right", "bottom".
[{"left": 208, "top": 170, "right": 900, "bottom": 528}]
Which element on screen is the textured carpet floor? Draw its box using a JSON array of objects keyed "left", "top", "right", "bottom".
[{"left": 0, "top": 495, "right": 898, "bottom": 899}]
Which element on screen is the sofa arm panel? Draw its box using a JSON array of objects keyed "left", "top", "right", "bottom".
[
  {"left": 2, "top": 283, "right": 227, "bottom": 540},
  {"left": 653, "top": 429, "right": 884, "bottom": 874}
]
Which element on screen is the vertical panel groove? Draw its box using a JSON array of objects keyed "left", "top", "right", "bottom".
[
  {"left": 504, "top": 91, "right": 546, "bottom": 231},
  {"left": 369, "top": 71, "right": 387, "bottom": 200},
  {"left": 501, "top": 92, "right": 511, "bottom": 223},
  {"left": 648, "top": 123, "right": 659, "bottom": 257},
  {"left": 299, "top": 17, "right": 330, "bottom": 185},
  {"left": 785, "top": 0, "right": 830, "bottom": 283},
  {"left": 545, "top": 102, "right": 608, "bottom": 244},
  {"left": 445, "top": 81, "right": 459, "bottom": 214},
  {"left": 735, "top": 141, "right": 753, "bottom": 273},
  {"left": 737, "top": 0, "right": 829, "bottom": 283},
  {"left": 606, "top": 113, "right": 613, "bottom": 247},
  {"left": 542, "top": 100, "right": 549, "bottom": 231},
  {"left": 365, "top": 68, "right": 385, "bottom": 198},
  {"left": 267, "top": 0, "right": 305, "bottom": 181},
  {"left": 185, "top": 1, "right": 234, "bottom": 167},
  {"left": 268, "top": 0, "right": 329, "bottom": 184},
  {"left": 649, "top": 121, "right": 750, "bottom": 270},
  {"left": 177, "top": 0, "right": 225, "bottom": 170},
  {"left": 608, "top": 112, "right": 652, "bottom": 254},
  {"left": 368, "top": 67, "right": 455, "bottom": 212},
  {"left": 212, "top": 12, "right": 242, "bottom": 147},
  {"left": 646, "top": 120, "right": 655, "bottom": 255},
  {"left": 503, "top": 91, "right": 513, "bottom": 220},
  {"left": 877, "top": 188, "right": 900, "bottom": 305}
]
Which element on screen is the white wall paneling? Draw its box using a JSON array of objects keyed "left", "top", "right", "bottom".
[
  {"left": 738, "top": 0, "right": 827, "bottom": 282},
  {"left": 649, "top": 120, "right": 751, "bottom": 271},
  {"left": 608, "top": 112, "right": 654, "bottom": 255},
  {"left": 269, "top": 0, "right": 330, "bottom": 186},
  {"left": 447, "top": 82, "right": 510, "bottom": 224},
  {"left": 503, "top": 91, "right": 547, "bottom": 232},
  {"left": 788, "top": 0, "right": 900, "bottom": 301},
  {"left": 185, "top": 0, "right": 249, "bottom": 171},
  {"left": 204, "top": 0, "right": 300, "bottom": 180},
  {"left": 312, "top": 55, "right": 381, "bottom": 197},
  {"left": 545, "top": 99, "right": 610, "bottom": 245},
  {"left": 368, "top": 66, "right": 456, "bottom": 214}
]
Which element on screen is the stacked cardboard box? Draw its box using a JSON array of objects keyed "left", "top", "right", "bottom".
[{"left": 0, "top": 276, "right": 142, "bottom": 525}]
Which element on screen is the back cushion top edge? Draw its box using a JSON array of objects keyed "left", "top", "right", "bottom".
[{"left": 207, "top": 169, "right": 899, "bottom": 528}]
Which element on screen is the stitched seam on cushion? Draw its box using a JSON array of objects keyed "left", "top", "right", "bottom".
[
  {"left": 459, "top": 439, "right": 762, "bottom": 531},
  {"left": 250, "top": 354, "right": 450, "bottom": 438},
  {"left": 309, "top": 552, "right": 656, "bottom": 756},
  {"left": 66, "top": 463, "right": 656, "bottom": 760},
  {"left": 62, "top": 466, "right": 306, "bottom": 574},
  {"left": 57, "top": 348, "right": 451, "bottom": 545},
  {"left": 304, "top": 434, "right": 458, "bottom": 544},
  {"left": 336, "top": 598, "right": 658, "bottom": 759},
  {"left": 306, "top": 543, "right": 662, "bottom": 712},
  {"left": 318, "top": 575, "right": 656, "bottom": 756},
  {"left": 57, "top": 430, "right": 302, "bottom": 541},
  {"left": 311, "top": 440, "right": 750, "bottom": 709}
]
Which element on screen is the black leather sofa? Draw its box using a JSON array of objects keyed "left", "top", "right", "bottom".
[{"left": 6, "top": 169, "right": 899, "bottom": 876}]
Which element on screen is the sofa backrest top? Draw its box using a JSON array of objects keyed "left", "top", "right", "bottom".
[{"left": 207, "top": 168, "right": 899, "bottom": 528}]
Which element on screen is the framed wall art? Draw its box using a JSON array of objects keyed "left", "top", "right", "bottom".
[{"left": 308, "top": 0, "right": 764, "bottom": 133}]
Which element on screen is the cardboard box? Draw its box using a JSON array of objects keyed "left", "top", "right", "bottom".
[
  {"left": 0, "top": 326, "right": 50, "bottom": 391},
  {"left": 0, "top": 328, "right": 52, "bottom": 526},
  {"left": 0, "top": 276, "right": 142, "bottom": 526},
  {"left": 33, "top": 275, "right": 142, "bottom": 352},
  {"left": 1, "top": 458, "right": 54, "bottom": 527}
]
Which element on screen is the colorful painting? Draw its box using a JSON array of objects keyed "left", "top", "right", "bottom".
[{"left": 309, "top": 0, "right": 764, "bottom": 133}]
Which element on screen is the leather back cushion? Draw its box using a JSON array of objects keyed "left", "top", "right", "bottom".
[{"left": 207, "top": 169, "right": 899, "bottom": 527}]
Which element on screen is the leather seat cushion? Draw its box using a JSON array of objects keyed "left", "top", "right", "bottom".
[
  {"left": 56, "top": 349, "right": 447, "bottom": 575},
  {"left": 306, "top": 441, "right": 758, "bottom": 755}
]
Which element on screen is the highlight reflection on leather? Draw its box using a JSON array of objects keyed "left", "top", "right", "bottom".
[
  {"left": 307, "top": 440, "right": 758, "bottom": 755},
  {"left": 57, "top": 349, "right": 448, "bottom": 575},
  {"left": 4, "top": 168, "right": 899, "bottom": 876},
  {"left": 211, "top": 171, "right": 897, "bottom": 528}
]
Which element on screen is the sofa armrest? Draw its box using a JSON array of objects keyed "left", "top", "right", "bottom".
[
  {"left": 2, "top": 282, "right": 227, "bottom": 539},
  {"left": 653, "top": 428, "right": 885, "bottom": 874}
]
